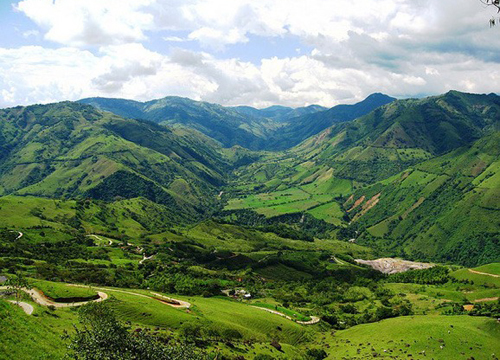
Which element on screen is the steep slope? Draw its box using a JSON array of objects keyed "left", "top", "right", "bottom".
[
  {"left": 79, "top": 96, "right": 280, "bottom": 150},
  {"left": 346, "top": 131, "right": 500, "bottom": 266},
  {"left": 224, "top": 91, "right": 500, "bottom": 265},
  {"left": 265, "top": 93, "right": 395, "bottom": 150},
  {"left": 0, "top": 102, "right": 229, "bottom": 221}
]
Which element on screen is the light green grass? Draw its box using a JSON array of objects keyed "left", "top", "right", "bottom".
[
  {"left": 307, "top": 201, "right": 344, "bottom": 225},
  {"left": 473, "top": 263, "right": 500, "bottom": 276},
  {"left": 451, "top": 268, "right": 500, "bottom": 288},
  {"left": 32, "top": 279, "right": 98, "bottom": 300},
  {"left": 321, "top": 315, "right": 500, "bottom": 360},
  {"left": 252, "top": 302, "right": 311, "bottom": 322}
]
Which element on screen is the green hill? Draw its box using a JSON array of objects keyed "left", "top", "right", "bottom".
[
  {"left": 79, "top": 96, "right": 283, "bottom": 150},
  {"left": 0, "top": 102, "right": 229, "bottom": 221},
  {"left": 80, "top": 94, "right": 392, "bottom": 151},
  {"left": 346, "top": 131, "right": 500, "bottom": 266},
  {"left": 224, "top": 91, "right": 500, "bottom": 265}
]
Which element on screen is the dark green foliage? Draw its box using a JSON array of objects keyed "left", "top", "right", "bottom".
[
  {"left": 65, "top": 302, "right": 207, "bottom": 360},
  {"left": 387, "top": 266, "right": 451, "bottom": 285},
  {"left": 215, "top": 210, "right": 335, "bottom": 240},
  {"left": 86, "top": 171, "right": 188, "bottom": 218},
  {"left": 468, "top": 300, "right": 500, "bottom": 318},
  {"left": 305, "top": 348, "right": 328, "bottom": 360}
]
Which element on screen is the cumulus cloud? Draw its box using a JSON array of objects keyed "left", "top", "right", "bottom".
[
  {"left": 15, "top": 0, "right": 154, "bottom": 46},
  {"left": 2, "top": 0, "right": 499, "bottom": 108}
]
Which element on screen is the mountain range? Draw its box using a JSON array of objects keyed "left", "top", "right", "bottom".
[
  {"left": 79, "top": 93, "right": 394, "bottom": 150},
  {"left": 1, "top": 90, "right": 499, "bottom": 265}
]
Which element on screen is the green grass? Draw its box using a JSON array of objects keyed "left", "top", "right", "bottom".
[
  {"left": 252, "top": 302, "right": 311, "bottom": 322},
  {"left": 320, "top": 315, "right": 500, "bottom": 360},
  {"left": 0, "top": 299, "right": 75, "bottom": 360},
  {"left": 451, "top": 268, "right": 500, "bottom": 288},
  {"left": 473, "top": 263, "right": 500, "bottom": 276},
  {"left": 307, "top": 201, "right": 344, "bottom": 225},
  {"left": 31, "top": 279, "right": 98, "bottom": 300},
  {"left": 0, "top": 196, "right": 76, "bottom": 230}
]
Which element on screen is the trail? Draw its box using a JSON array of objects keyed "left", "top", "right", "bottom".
[
  {"left": 7, "top": 300, "right": 33, "bottom": 315},
  {"left": 332, "top": 256, "right": 347, "bottom": 265},
  {"left": 87, "top": 234, "right": 113, "bottom": 246},
  {"left": 9, "top": 231, "right": 23, "bottom": 240},
  {"left": 139, "top": 253, "right": 155, "bottom": 265},
  {"left": 468, "top": 269, "right": 500, "bottom": 278},
  {"left": 250, "top": 306, "right": 320, "bottom": 325},
  {"left": 69, "top": 285, "right": 191, "bottom": 309},
  {"left": 0, "top": 286, "right": 108, "bottom": 309}
]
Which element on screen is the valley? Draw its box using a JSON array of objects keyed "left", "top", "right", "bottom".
[{"left": 0, "top": 91, "right": 499, "bottom": 360}]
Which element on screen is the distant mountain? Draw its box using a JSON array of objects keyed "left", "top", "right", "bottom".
[
  {"left": 232, "top": 104, "right": 327, "bottom": 123},
  {"left": 0, "top": 102, "right": 230, "bottom": 221},
  {"left": 79, "top": 96, "right": 283, "bottom": 150},
  {"left": 265, "top": 93, "right": 396, "bottom": 150},
  {"left": 79, "top": 95, "right": 391, "bottom": 151}
]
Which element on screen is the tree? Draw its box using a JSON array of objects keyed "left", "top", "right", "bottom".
[
  {"left": 65, "top": 302, "right": 208, "bottom": 360},
  {"left": 6, "top": 273, "right": 32, "bottom": 304}
]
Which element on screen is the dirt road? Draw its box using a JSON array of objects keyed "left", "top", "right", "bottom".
[
  {"left": 468, "top": 269, "right": 500, "bottom": 278},
  {"left": 69, "top": 285, "right": 191, "bottom": 309},
  {"left": 0, "top": 286, "right": 108, "bottom": 308},
  {"left": 251, "top": 306, "right": 320, "bottom": 325},
  {"left": 7, "top": 300, "right": 33, "bottom": 315}
]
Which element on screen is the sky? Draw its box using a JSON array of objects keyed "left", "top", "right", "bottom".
[{"left": 0, "top": 0, "right": 499, "bottom": 108}]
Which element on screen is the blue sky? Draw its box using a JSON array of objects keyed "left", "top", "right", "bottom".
[{"left": 0, "top": 0, "right": 499, "bottom": 108}]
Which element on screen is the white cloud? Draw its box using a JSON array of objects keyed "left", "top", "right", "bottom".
[
  {"left": 3, "top": 0, "right": 500, "bottom": 108},
  {"left": 15, "top": 0, "right": 154, "bottom": 46}
]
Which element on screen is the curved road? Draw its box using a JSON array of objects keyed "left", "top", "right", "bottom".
[
  {"left": 251, "top": 306, "right": 320, "bottom": 325},
  {"left": 0, "top": 286, "right": 108, "bottom": 309}
]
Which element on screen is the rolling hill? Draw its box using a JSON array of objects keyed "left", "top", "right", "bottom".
[{"left": 0, "top": 101, "right": 230, "bottom": 221}]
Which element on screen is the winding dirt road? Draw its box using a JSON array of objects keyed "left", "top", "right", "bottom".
[
  {"left": 69, "top": 285, "right": 191, "bottom": 309},
  {"left": 0, "top": 286, "right": 108, "bottom": 309},
  {"left": 250, "top": 306, "right": 320, "bottom": 325}
]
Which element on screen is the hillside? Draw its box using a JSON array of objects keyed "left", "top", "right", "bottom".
[
  {"left": 265, "top": 93, "right": 396, "bottom": 150},
  {"left": 79, "top": 96, "right": 283, "bottom": 150},
  {"left": 346, "top": 131, "right": 500, "bottom": 266},
  {"left": 224, "top": 91, "right": 500, "bottom": 265},
  {"left": 80, "top": 94, "right": 392, "bottom": 151},
  {"left": 0, "top": 102, "right": 229, "bottom": 221}
]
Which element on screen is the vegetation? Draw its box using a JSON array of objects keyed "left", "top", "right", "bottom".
[
  {"left": 65, "top": 302, "right": 207, "bottom": 360},
  {"left": 1, "top": 91, "right": 500, "bottom": 359}
]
